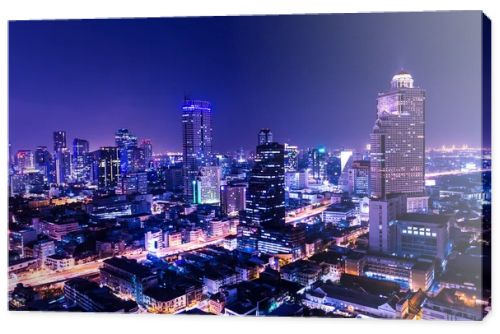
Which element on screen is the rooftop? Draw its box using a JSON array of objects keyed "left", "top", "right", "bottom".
[{"left": 398, "top": 213, "right": 451, "bottom": 225}]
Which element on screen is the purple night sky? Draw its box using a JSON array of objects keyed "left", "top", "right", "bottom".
[{"left": 9, "top": 11, "right": 486, "bottom": 154}]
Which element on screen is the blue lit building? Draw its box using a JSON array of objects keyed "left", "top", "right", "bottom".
[{"left": 181, "top": 99, "right": 213, "bottom": 202}]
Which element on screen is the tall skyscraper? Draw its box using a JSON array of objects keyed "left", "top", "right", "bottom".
[
  {"left": 72, "top": 138, "right": 90, "bottom": 182},
  {"left": 193, "top": 166, "right": 221, "bottom": 204},
  {"left": 53, "top": 130, "right": 70, "bottom": 184},
  {"left": 15, "top": 150, "right": 34, "bottom": 173},
  {"left": 55, "top": 148, "right": 71, "bottom": 184},
  {"left": 53, "top": 131, "right": 67, "bottom": 152},
  {"left": 368, "top": 194, "right": 407, "bottom": 254},
  {"left": 370, "top": 70, "right": 426, "bottom": 199},
  {"left": 238, "top": 131, "right": 287, "bottom": 252},
  {"left": 34, "top": 146, "right": 54, "bottom": 182},
  {"left": 284, "top": 144, "right": 299, "bottom": 172},
  {"left": 181, "top": 99, "right": 213, "bottom": 202},
  {"left": 244, "top": 139, "right": 285, "bottom": 228},
  {"left": 115, "top": 129, "right": 139, "bottom": 175},
  {"left": 309, "top": 147, "right": 327, "bottom": 182},
  {"left": 140, "top": 139, "right": 153, "bottom": 167},
  {"left": 95, "top": 147, "right": 121, "bottom": 190},
  {"left": 258, "top": 128, "right": 273, "bottom": 145},
  {"left": 220, "top": 183, "right": 246, "bottom": 216}
]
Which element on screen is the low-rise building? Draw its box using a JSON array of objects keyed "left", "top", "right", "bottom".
[{"left": 64, "top": 278, "right": 138, "bottom": 313}]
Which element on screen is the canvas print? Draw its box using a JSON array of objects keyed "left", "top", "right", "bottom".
[{"left": 8, "top": 11, "right": 491, "bottom": 320}]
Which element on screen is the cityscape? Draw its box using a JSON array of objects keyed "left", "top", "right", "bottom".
[{"left": 8, "top": 14, "right": 490, "bottom": 320}]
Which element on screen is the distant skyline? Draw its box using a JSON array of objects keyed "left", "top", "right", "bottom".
[{"left": 9, "top": 11, "right": 486, "bottom": 153}]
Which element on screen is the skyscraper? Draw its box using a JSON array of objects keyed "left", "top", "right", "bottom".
[
  {"left": 193, "top": 166, "right": 221, "bottom": 204},
  {"left": 309, "top": 147, "right": 327, "bottom": 182},
  {"left": 284, "top": 144, "right": 299, "bottom": 172},
  {"left": 53, "top": 130, "right": 70, "bottom": 184},
  {"left": 53, "top": 131, "right": 67, "bottom": 152},
  {"left": 55, "top": 148, "right": 71, "bottom": 184},
  {"left": 95, "top": 147, "right": 121, "bottom": 190},
  {"left": 181, "top": 99, "right": 213, "bottom": 202},
  {"left": 34, "top": 146, "right": 54, "bottom": 182},
  {"left": 72, "top": 138, "right": 90, "bottom": 182},
  {"left": 258, "top": 128, "right": 273, "bottom": 145},
  {"left": 244, "top": 140, "right": 285, "bottom": 227},
  {"left": 220, "top": 182, "right": 246, "bottom": 216},
  {"left": 369, "top": 70, "right": 426, "bottom": 199},
  {"left": 115, "top": 129, "right": 139, "bottom": 175},
  {"left": 140, "top": 139, "right": 153, "bottom": 167}
]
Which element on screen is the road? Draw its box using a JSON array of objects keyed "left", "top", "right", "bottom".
[
  {"left": 425, "top": 168, "right": 491, "bottom": 178},
  {"left": 9, "top": 235, "right": 229, "bottom": 292},
  {"left": 285, "top": 203, "right": 330, "bottom": 223}
]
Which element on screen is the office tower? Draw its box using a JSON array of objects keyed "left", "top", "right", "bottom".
[
  {"left": 244, "top": 139, "right": 285, "bottom": 227},
  {"left": 347, "top": 160, "right": 370, "bottom": 196},
  {"left": 15, "top": 150, "right": 34, "bottom": 173},
  {"left": 368, "top": 194, "right": 406, "bottom": 254},
  {"left": 193, "top": 166, "right": 221, "bottom": 204},
  {"left": 115, "top": 128, "right": 138, "bottom": 149},
  {"left": 220, "top": 183, "right": 246, "bottom": 216},
  {"left": 258, "top": 128, "right": 273, "bottom": 145},
  {"left": 326, "top": 155, "right": 342, "bottom": 185},
  {"left": 55, "top": 148, "right": 71, "bottom": 184},
  {"left": 257, "top": 224, "right": 306, "bottom": 257},
  {"left": 115, "top": 128, "right": 139, "bottom": 174},
  {"left": 53, "top": 130, "right": 67, "bottom": 152},
  {"left": 95, "top": 147, "right": 121, "bottom": 190},
  {"left": 33, "top": 146, "right": 52, "bottom": 181},
  {"left": 285, "top": 170, "right": 308, "bottom": 190},
  {"left": 72, "top": 138, "right": 90, "bottom": 182},
  {"left": 284, "top": 144, "right": 299, "bottom": 172},
  {"left": 309, "top": 147, "right": 327, "bottom": 182},
  {"left": 370, "top": 71, "right": 426, "bottom": 199},
  {"left": 127, "top": 147, "right": 146, "bottom": 173},
  {"left": 117, "top": 172, "right": 148, "bottom": 195},
  {"left": 162, "top": 166, "right": 183, "bottom": 192},
  {"left": 140, "top": 139, "right": 153, "bottom": 167},
  {"left": 181, "top": 99, "right": 213, "bottom": 202}
]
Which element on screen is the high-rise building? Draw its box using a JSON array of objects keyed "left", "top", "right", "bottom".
[
  {"left": 115, "top": 129, "right": 139, "bottom": 174},
  {"left": 34, "top": 146, "right": 54, "bottom": 182},
  {"left": 258, "top": 128, "right": 273, "bottom": 145},
  {"left": 140, "top": 139, "right": 153, "bottom": 167},
  {"left": 243, "top": 140, "right": 285, "bottom": 228},
  {"left": 347, "top": 160, "right": 370, "bottom": 196},
  {"left": 238, "top": 131, "right": 287, "bottom": 253},
  {"left": 117, "top": 172, "right": 148, "bottom": 195},
  {"left": 368, "top": 194, "right": 406, "bottom": 254},
  {"left": 72, "top": 138, "right": 90, "bottom": 182},
  {"left": 284, "top": 144, "right": 299, "bottom": 172},
  {"left": 220, "top": 183, "right": 246, "bottom": 216},
  {"left": 193, "top": 166, "right": 221, "bottom": 204},
  {"left": 53, "top": 131, "right": 67, "bottom": 152},
  {"left": 309, "top": 147, "right": 327, "bottom": 182},
  {"left": 55, "top": 148, "right": 71, "bottom": 184},
  {"left": 15, "top": 150, "right": 34, "bottom": 174},
  {"left": 370, "top": 71, "right": 425, "bottom": 199},
  {"left": 181, "top": 99, "right": 213, "bottom": 202},
  {"left": 326, "top": 155, "right": 342, "bottom": 185},
  {"left": 94, "top": 147, "right": 121, "bottom": 190}
]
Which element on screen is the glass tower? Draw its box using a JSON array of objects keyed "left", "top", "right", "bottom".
[
  {"left": 181, "top": 99, "right": 213, "bottom": 202},
  {"left": 370, "top": 71, "right": 426, "bottom": 199}
]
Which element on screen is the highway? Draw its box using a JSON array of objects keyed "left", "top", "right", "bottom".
[
  {"left": 285, "top": 203, "right": 330, "bottom": 223},
  {"left": 9, "top": 235, "right": 230, "bottom": 292},
  {"left": 425, "top": 168, "right": 491, "bottom": 178}
]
